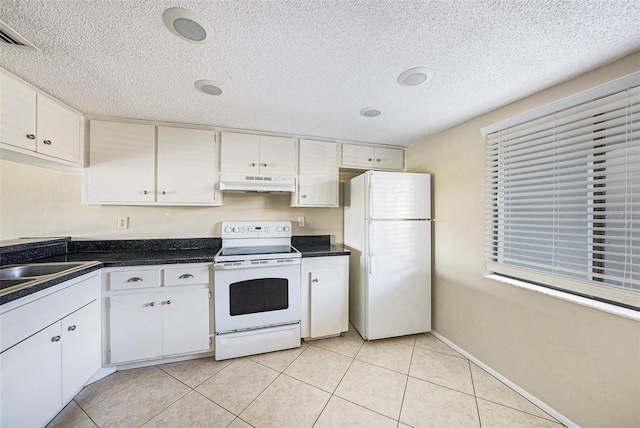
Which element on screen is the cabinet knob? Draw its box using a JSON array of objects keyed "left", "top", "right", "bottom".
[
  {"left": 376, "top": 158, "right": 381, "bottom": 162},
  {"left": 149, "top": 302, "right": 155, "bottom": 307},
  {"left": 312, "top": 278, "right": 319, "bottom": 283},
  {"left": 26, "top": 134, "right": 36, "bottom": 140},
  {"left": 261, "top": 163, "right": 267, "bottom": 167},
  {"left": 368, "top": 158, "right": 372, "bottom": 162},
  {"left": 51, "top": 335, "right": 61, "bottom": 342},
  {"left": 43, "top": 140, "right": 52, "bottom": 145},
  {"left": 68, "top": 325, "right": 77, "bottom": 332},
  {"left": 161, "top": 191, "right": 166, "bottom": 195},
  {"left": 143, "top": 190, "right": 149, "bottom": 195},
  {"left": 250, "top": 163, "right": 256, "bottom": 167},
  {"left": 127, "top": 277, "right": 143, "bottom": 282},
  {"left": 165, "top": 300, "right": 172, "bottom": 305},
  {"left": 301, "top": 195, "right": 307, "bottom": 199},
  {"left": 179, "top": 273, "right": 193, "bottom": 279}
]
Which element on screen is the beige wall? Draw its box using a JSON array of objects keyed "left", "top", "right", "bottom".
[
  {"left": 407, "top": 50, "right": 640, "bottom": 427},
  {"left": 0, "top": 160, "right": 344, "bottom": 242}
]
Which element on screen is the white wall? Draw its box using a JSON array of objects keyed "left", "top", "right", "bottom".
[
  {"left": 0, "top": 160, "right": 343, "bottom": 241},
  {"left": 406, "top": 50, "right": 640, "bottom": 427}
]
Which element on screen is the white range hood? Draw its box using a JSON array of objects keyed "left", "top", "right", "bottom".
[{"left": 219, "top": 173, "right": 296, "bottom": 193}]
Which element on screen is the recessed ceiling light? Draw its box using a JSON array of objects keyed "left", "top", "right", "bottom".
[
  {"left": 195, "top": 80, "right": 226, "bottom": 96},
  {"left": 163, "top": 8, "right": 215, "bottom": 44},
  {"left": 398, "top": 67, "right": 434, "bottom": 86},
  {"left": 360, "top": 107, "right": 382, "bottom": 117}
]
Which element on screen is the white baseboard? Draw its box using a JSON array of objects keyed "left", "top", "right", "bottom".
[
  {"left": 430, "top": 331, "right": 578, "bottom": 428},
  {"left": 111, "top": 350, "right": 216, "bottom": 371}
]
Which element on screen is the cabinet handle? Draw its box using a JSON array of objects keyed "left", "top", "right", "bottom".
[
  {"left": 149, "top": 302, "right": 155, "bottom": 307},
  {"left": 26, "top": 134, "right": 36, "bottom": 140},
  {"left": 179, "top": 273, "right": 193, "bottom": 279},
  {"left": 164, "top": 300, "right": 172, "bottom": 305},
  {"left": 127, "top": 277, "right": 143, "bottom": 282},
  {"left": 143, "top": 190, "right": 149, "bottom": 195},
  {"left": 43, "top": 140, "right": 52, "bottom": 145},
  {"left": 301, "top": 195, "right": 307, "bottom": 199},
  {"left": 376, "top": 158, "right": 381, "bottom": 162},
  {"left": 51, "top": 335, "right": 61, "bottom": 342},
  {"left": 312, "top": 278, "right": 319, "bottom": 283},
  {"left": 261, "top": 163, "right": 267, "bottom": 167},
  {"left": 161, "top": 191, "right": 166, "bottom": 195},
  {"left": 250, "top": 163, "right": 256, "bottom": 167},
  {"left": 68, "top": 325, "right": 77, "bottom": 332},
  {"left": 368, "top": 158, "right": 372, "bottom": 162}
]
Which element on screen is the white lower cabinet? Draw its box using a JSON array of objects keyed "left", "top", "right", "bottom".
[
  {"left": 0, "top": 273, "right": 101, "bottom": 428},
  {"left": 300, "top": 256, "right": 349, "bottom": 339},
  {"left": 106, "top": 264, "right": 212, "bottom": 365}
]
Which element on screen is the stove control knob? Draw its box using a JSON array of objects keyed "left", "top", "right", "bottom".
[
  {"left": 276, "top": 226, "right": 283, "bottom": 232},
  {"left": 224, "top": 226, "right": 232, "bottom": 233},
  {"left": 283, "top": 226, "right": 290, "bottom": 232},
  {"left": 232, "top": 227, "right": 240, "bottom": 233}
]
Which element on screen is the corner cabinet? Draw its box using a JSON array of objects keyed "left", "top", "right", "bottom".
[
  {"left": 0, "top": 273, "right": 101, "bottom": 428},
  {"left": 292, "top": 139, "right": 339, "bottom": 207},
  {"left": 104, "top": 264, "right": 212, "bottom": 365},
  {"left": 340, "top": 143, "right": 404, "bottom": 171},
  {"left": 0, "top": 68, "right": 82, "bottom": 170},
  {"left": 220, "top": 131, "right": 296, "bottom": 175},
  {"left": 85, "top": 120, "right": 222, "bottom": 206},
  {"left": 300, "top": 256, "right": 349, "bottom": 339}
]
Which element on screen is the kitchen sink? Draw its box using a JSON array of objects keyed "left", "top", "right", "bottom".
[{"left": 0, "top": 262, "right": 87, "bottom": 279}]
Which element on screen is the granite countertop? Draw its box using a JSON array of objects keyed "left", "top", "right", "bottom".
[{"left": 1, "top": 235, "right": 349, "bottom": 304}]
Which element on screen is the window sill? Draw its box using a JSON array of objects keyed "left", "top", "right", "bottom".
[{"left": 484, "top": 274, "right": 640, "bottom": 322}]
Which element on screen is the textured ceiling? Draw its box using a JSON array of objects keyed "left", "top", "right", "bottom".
[{"left": 1, "top": 0, "right": 639, "bottom": 146}]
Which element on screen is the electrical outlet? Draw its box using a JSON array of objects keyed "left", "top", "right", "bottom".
[
  {"left": 297, "top": 216, "right": 305, "bottom": 227},
  {"left": 117, "top": 216, "right": 129, "bottom": 229}
]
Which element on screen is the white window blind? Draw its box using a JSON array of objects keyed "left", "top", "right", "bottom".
[{"left": 484, "top": 76, "right": 640, "bottom": 309}]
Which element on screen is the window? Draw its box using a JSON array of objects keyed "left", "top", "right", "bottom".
[{"left": 483, "top": 73, "right": 640, "bottom": 309}]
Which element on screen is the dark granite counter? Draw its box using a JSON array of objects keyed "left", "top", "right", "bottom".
[
  {"left": 292, "top": 235, "right": 350, "bottom": 257},
  {"left": 1, "top": 235, "right": 348, "bottom": 304}
]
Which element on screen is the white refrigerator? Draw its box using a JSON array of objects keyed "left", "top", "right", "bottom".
[{"left": 344, "top": 171, "right": 432, "bottom": 340}]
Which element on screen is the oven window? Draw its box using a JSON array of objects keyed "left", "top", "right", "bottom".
[{"left": 229, "top": 278, "right": 289, "bottom": 316}]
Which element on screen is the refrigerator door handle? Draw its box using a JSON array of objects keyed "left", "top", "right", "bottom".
[{"left": 369, "top": 222, "right": 374, "bottom": 275}]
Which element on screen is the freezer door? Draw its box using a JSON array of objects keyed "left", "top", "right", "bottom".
[
  {"left": 367, "top": 220, "right": 431, "bottom": 339},
  {"left": 368, "top": 171, "right": 431, "bottom": 220}
]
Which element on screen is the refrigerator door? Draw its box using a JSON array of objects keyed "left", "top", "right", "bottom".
[
  {"left": 368, "top": 171, "right": 431, "bottom": 220},
  {"left": 366, "top": 219, "right": 431, "bottom": 340}
]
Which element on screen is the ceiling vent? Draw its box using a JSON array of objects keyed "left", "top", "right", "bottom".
[{"left": 0, "top": 21, "right": 39, "bottom": 51}]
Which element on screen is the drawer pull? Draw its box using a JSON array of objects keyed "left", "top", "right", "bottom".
[
  {"left": 51, "top": 335, "right": 61, "bottom": 342},
  {"left": 43, "top": 140, "right": 52, "bottom": 145},
  {"left": 149, "top": 302, "right": 155, "bottom": 307},
  {"left": 26, "top": 134, "right": 36, "bottom": 140},
  {"left": 179, "top": 274, "right": 194, "bottom": 279},
  {"left": 127, "top": 277, "right": 143, "bottom": 282},
  {"left": 368, "top": 158, "right": 372, "bottom": 162},
  {"left": 68, "top": 325, "right": 77, "bottom": 332},
  {"left": 312, "top": 278, "right": 319, "bottom": 283},
  {"left": 164, "top": 300, "right": 172, "bottom": 305}
]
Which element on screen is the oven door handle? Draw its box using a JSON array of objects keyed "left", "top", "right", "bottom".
[{"left": 214, "top": 260, "right": 300, "bottom": 270}]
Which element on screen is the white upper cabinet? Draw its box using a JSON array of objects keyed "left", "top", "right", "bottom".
[
  {"left": 341, "top": 143, "right": 404, "bottom": 171},
  {"left": 87, "top": 120, "right": 156, "bottom": 203},
  {"left": 157, "top": 126, "right": 219, "bottom": 204},
  {"left": 0, "top": 69, "right": 82, "bottom": 168},
  {"left": 86, "top": 120, "right": 221, "bottom": 206},
  {"left": 293, "top": 139, "right": 338, "bottom": 207},
  {"left": 220, "top": 132, "right": 295, "bottom": 175}
]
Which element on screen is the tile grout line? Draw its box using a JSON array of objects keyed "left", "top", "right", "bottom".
[
  {"left": 397, "top": 341, "right": 417, "bottom": 427},
  {"left": 468, "top": 359, "right": 483, "bottom": 428}
]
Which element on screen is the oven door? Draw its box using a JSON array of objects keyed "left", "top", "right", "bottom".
[{"left": 213, "top": 259, "right": 301, "bottom": 333}]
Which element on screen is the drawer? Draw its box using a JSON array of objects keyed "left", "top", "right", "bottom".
[
  {"left": 108, "top": 268, "right": 160, "bottom": 290},
  {"left": 163, "top": 265, "right": 210, "bottom": 286}
]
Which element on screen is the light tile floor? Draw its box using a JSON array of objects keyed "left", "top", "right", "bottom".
[{"left": 48, "top": 326, "right": 565, "bottom": 428}]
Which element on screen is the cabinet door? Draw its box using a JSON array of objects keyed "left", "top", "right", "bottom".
[
  {"left": 0, "top": 69, "right": 37, "bottom": 151},
  {"left": 341, "top": 143, "right": 374, "bottom": 168},
  {"left": 61, "top": 300, "right": 101, "bottom": 403},
  {"left": 162, "top": 288, "right": 210, "bottom": 356},
  {"left": 220, "top": 132, "right": 260, "bottom": 174},
  {"left": 310, "top": 269, "right": 343, "bottom": 338},
  {"left": 109, "top": 293, "right": 163, "bottom": 363},
  {"left": 37, "top": 93, "right": 81, "bottom": 164},
  {"left": 88, "top": 120, "right": 156, "bottom": 203},
  {"left": 0, "top": 323, "right": 62, "bottom": 428},
  {"left": 157, "top": 126, "right": 219, "bottom": 204},
  {"left": 297, "top": 139, "right": 338, "bottom": 206},
  {"left": 373, "top": 147, "right": 404, "bottom": 170},
  {"left": 259, "top": 135, "right": 295, "bottom": 175}
]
